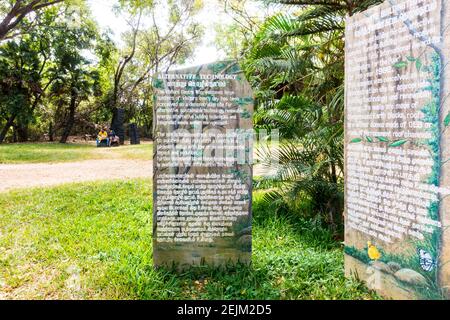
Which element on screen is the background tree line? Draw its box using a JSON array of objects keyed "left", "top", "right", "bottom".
[{"left": 0, "top": 0, "right": 203, "bottom": 143}]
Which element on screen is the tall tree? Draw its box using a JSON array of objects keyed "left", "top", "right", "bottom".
[
  {"left": 0, "top": 6, "right": 60, "bottom": 143},
  {"left": 0, "top": 40, "right": 41, "bottom": 142},
  {"left": 107, "top": 0, "right": 204, "bottom": 134},
  {"left": 46, "top": 7, "right": 100, "bottom": 143},
  {"left": 0, "top": 2, "right": 102, "bottom": 144},
  {"left": 0, "top": 0, "right": 65, "bottom": 40}
]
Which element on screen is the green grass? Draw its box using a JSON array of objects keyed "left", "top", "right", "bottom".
[
  {"left": 0, "top": 143, "right": 152, "bottom": 163},
  {"left": 0, "top": 179, "right": 379, "bottom": 300}
]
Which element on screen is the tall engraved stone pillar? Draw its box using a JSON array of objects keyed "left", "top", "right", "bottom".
[
  {"left": 152, "top": 61, "right": 254, "bottom": 269},
  {"left": 345, "top": 0, "right": 450, "bottom": 299}
]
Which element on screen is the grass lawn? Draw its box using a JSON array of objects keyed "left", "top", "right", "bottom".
[
  {"left": 0, "top": 179, "right": 379, "bottom": 300},
  {"left": 0, "top": 143, "right": 152, "bottom": 163}
]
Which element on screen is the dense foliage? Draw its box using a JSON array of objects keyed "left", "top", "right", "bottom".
[{"left": 240, "top": 0, "right": 383, "bottom": 235}]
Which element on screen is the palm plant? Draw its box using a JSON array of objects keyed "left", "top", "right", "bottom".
[{"left": 244, "top": 0, "right": 382, "bottom": 235}]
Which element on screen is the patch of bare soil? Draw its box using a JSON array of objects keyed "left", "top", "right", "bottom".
[{"left": 0, "top": 160, "right": 153, "bottom": 193}]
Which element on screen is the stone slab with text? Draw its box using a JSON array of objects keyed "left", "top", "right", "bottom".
[
  {"left": 345, "top": 0, "right": 450, "bottom": 299},
  {"left": 152, "top": 61, "right": 254, "bottom": 269}
]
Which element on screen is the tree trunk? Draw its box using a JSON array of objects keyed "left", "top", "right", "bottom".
[
  {"left": 110, "top": 106, "right": 117, "bottom": 129},
  {"left": 0, "top": 114, "right": 17, "bottom": 143},
  {"left": 12, "top": 125, "right": 17, "bottom": 143},
  {"left": 330, "top": 162, "right": 338, "bottom": 184},
  {"left": 59, "top": 92, "right": 77, "bottom": 144},
  {"left": 49, "top": 121, "right": 54, "bottom": 142},
  {"left": 110, "top": 13, "right": 141, "bottom": 128},
  {"left": 17, "top": 123, "right": 29, "bottom": 142}
]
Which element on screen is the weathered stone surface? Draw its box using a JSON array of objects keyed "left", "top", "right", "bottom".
[
  {"left": 370, "top": 261, "right": 393, "bottom": 274},
  {"left": 236, "top": 226, "right": 252, "bottom": 237},
  {"left": 394, "top": 269, "right": 428, "bottom": 286},
  {"left": 152, "top": 61, "right": 254, "bottom": 268},
  {"left": 387, "top": 262, "right": 402, "bottom": 273},
  {"left": 237, "top": 235, "right": 252, "bottom": 251},
  {"left": 344, "top": 0, "right": 450, "bottom": 300}
]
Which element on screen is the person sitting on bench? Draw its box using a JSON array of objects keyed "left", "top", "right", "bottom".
[
  {"left": 108, "top": 128, "right": 117, "bottom": 146},
  {"left": 97, "top": 128, "right": 109, "bottom": 146}
]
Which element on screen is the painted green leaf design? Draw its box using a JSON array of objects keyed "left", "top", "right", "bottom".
[
  {"left": 376, "top": 136, "right": 389, "bottom": 142},
  {"left": 208, "top": 62, "right": 228, "bottom": 74},
  {"left": 444, "top": 112, "right": 450, "bottom": 127},
  {"left": 194, "top": 150, "right": 204, "bottom": 158},
  {"left": 393, "top": 61, "right": 408, "bottom": 69},
  {"left": 389, "top": 139, "right": 408, "bottom": 147},
  {"left": 235, "top": 97, "right": 254, "bottom": 106},
  {"left": 241, "top": 110, "right": 251, "bottom": 119},
  {"left": 350, "top": 138, "right": 362, "bottom": 143},
  {"left": 152, "top": 79, "right": 164, "bottom": 89},
  {"left": 366, "top": 136, "right": 374, "bottom": 143},
  {"left": 416, "top": 59, "right": 423, "bottom": 71},
  {"left": 407, "top": 56, "right": 416, "bottom": 62},
  {"left": 227, "top": 63, "right": 241, "bottom": 74}
]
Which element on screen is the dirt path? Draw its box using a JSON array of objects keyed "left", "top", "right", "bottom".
[
  {"left": 0, "top": 158, "right": 276, "bottom": 193},
  {"left": 0, "top": 160, "right": 153, "bottom": 193}
]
